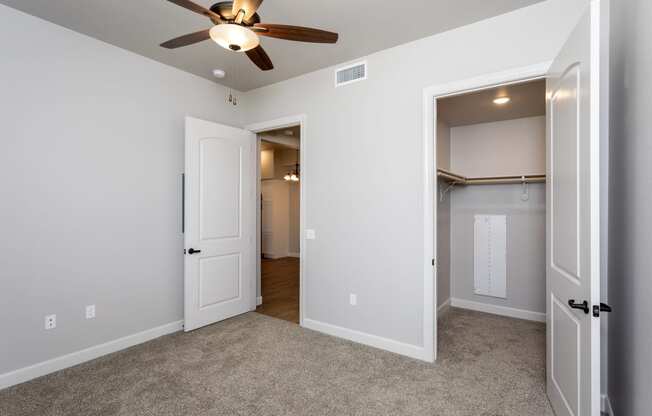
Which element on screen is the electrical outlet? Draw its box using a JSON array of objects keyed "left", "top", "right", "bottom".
[
  {"left": 349, "top": 293, "right": 357, "bottom": 306},
  {"left": 306, "top": 229, "right": 316, "bottom": 240},
  {"left": 45, "top": 314, "right": 56, "bottom": 330},
  {"left": 86, "top": 305, "right": 96, "bottom": 319}
]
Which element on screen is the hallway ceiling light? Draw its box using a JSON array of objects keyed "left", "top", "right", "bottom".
[{"left": 284, "top": 162, "right": 300, "bottom": 182}]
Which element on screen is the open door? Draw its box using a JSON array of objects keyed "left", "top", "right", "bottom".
[
  {"left": 184, "top": 117, "right": 256, "bottom": 331},
  {"left": 546, "top": 2, "right": 601, "bottom": 415}
]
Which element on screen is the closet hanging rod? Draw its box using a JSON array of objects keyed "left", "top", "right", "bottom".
[
  {"left": 437, "top": 169, "right": 467, "bottom": 184},
  {"left": 437, "top": 169, "right": 546, "bottom": 185},
  {"left": 466, "top": 175, "right": 546, "bottom": 185}
]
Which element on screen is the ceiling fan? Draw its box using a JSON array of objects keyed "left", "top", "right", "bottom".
[{"left": 161, "top": 0, "right": 339, "bottom": 71}]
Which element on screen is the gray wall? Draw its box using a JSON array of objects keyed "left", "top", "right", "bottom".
[
  {"left": 450, "top": 185, "right": 546, "bottom": 313},
  {"left": 450, "top": 116, "right": 546, "bottom": 177},
  {"left": 436, "top": 120, "right": 451, "bottom": 307},
  {"left": 608, "top": 0, "right": 652, "bottom": 413},
  {"left": 0, "top": 5, "right": 243, "bottom": 375},
  {"left": 448, "top": 116, "right": 546, "bottom": 314},
  {"left": 243, "top": 0, "right": 586, "bottom": 347},
  {"left": 289, "top": 182, "right": 300, "bottom": 255}
]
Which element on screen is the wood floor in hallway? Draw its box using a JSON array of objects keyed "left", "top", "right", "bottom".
[{"left": 256, "top": 257, "right": 300, "bottom": 324}]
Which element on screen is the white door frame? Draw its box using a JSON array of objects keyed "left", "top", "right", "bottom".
[
  {"left": 245, "top": 114, "right": 307, "bottom": 326},
  {"left": 421, "top": 62, "right": 552, "bottom": 361}
]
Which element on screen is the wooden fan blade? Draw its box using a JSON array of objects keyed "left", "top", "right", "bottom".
[
  {"left": 160, "top": 29, "right": 211, "bottom": 49},
  {"left": 246, "top": 45, "right": 273, "bottom": 71},
  {"left": 232, "top": 0, "right": 263, "bottom": 21},
  {"left": 253, "top": 24, "right": 338, "bottom": 43},
  {"left": 166, "top": 0, "right": 222, "bottom": 23}
]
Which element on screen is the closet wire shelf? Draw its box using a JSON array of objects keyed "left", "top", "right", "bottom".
[
  {"left": 436, "top": 168, "right": 546, "bottom": 201},
  {"left": 437, "top": 168, "right": 546, "bottom": 186}
]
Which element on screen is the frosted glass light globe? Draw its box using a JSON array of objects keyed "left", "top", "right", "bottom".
[{"left": 210, "top": 24, "right": 259, "bottom": 52}]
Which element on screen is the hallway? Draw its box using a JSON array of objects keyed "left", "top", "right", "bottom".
[{"left": 256, "top": 257, "right": 300, "bottom": 324}]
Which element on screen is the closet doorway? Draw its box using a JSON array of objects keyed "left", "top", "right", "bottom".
[
  {"left": 435, "top": 79, "right": 547, "bottom": 322},
  {"left": 255, "top": 124, "right": 302, "bottom": 324}
]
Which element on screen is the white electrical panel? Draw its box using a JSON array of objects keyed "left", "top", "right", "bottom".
[{"left": 474, "top": 215, "right": 507, "bottom": 299}]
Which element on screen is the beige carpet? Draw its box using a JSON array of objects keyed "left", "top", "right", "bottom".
[{"left": 0, "top": 308, "right": 552, "bottom": 415}]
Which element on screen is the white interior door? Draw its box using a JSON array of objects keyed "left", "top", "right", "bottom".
[
  {"left": 184, "top": 116, "right": 256, "bottom": 331},
  {"left": 546, "top": 2, "right": 601, "bottom": 415}
]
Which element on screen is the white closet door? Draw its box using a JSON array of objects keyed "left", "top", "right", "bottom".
[{"left": 546, "top": 2, "right": 602, "bottom": 415}]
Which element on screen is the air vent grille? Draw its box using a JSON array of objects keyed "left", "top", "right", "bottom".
[{"left": 335, "top": 61, "right": 367, "bottom": 87}]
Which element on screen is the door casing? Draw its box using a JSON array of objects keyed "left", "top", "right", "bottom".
[
  {"left": 246, "top": 115, "right": 307, "bottom": 327},
  {"left": 423, "top": 61, "right": 553, "bottom": 363}
]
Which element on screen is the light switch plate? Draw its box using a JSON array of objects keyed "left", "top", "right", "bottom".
[
  {"left": 349, "top": 294, "right": 357, "bottom": 306},
  {"left": 306, "top": 229, "right": 316, "bottom": 240},
  {"left": 86, "top": 305, "right": 96, "bottom": 319}
]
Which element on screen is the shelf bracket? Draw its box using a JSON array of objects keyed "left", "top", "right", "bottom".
[{"left": 439, "top": 181, "right": 457, "bottom": 202}]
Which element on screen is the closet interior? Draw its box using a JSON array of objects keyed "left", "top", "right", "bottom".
[{"left": 435, "top": 79, "right": 547, "bottom": 322}]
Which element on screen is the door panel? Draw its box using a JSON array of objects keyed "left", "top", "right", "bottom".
[
  {"left": 551, "top": 294, "right": 580, "bottom": 415},
  {"left": 185, "top": 117, "right": 256, "bottom": 331},
  {"left": 546, "top": 2, "right": 601, "bottom": 415},
  {"left": 200, "top": 139, "right": 242, "bottom": 240},
  {"left": 199, "top": 254, "right": 241, "bottom": 308},
  {"left": 551, "top": 66, "right": 581, "bottom": 281}
]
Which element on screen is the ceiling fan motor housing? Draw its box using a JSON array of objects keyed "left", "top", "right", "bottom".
[{"left": 210, "top": 1, "right": 260, "bottom": 25}]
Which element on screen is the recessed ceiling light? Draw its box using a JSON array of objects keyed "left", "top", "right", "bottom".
[
  {"left": 212, "top": 69, "right": 226, "bottom": 79},
  {"left": 493, "top": 97, "right": 511, "bottom": 105}
]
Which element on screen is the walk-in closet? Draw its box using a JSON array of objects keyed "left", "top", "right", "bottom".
[{"left": 435, "top": 79, "right": 547, "bottom": 322}]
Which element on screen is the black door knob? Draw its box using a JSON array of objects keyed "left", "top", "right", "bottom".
[
  {"left": 593, "top": 302, "right": 613, "bottom": 317},
  {"left": 188, "top": 248, "right": 201, "bottom": 255},
  {"left": 568, "top": 299, "right": 589, "bottom": 314}
]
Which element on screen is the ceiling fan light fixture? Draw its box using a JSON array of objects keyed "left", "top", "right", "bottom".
[{"left": 209, "top": 24, "right": 259, "bottom": 52}]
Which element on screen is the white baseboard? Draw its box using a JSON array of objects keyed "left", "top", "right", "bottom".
[
  {"left": 602, "top": 394, "right": 614, "bottom": 416},
  {"left": 256, "top": 296, "right": 263, "bottom": 306},
  {"left": 287, "top": 252, "right": 300, "bottom": 258},
  {"left": 0, "top": 320, "right": 183, "bottom": 391},
  {"left": 262, "top": 253, "right": 285, "bottom": 259},
  {"left": 450, "top": 298, "right": 545, "bottom": 322},
  {"left": 302, "top": 318, "right": 432, "bottom": 362},
  {"left": 437, "top": 298, "right": 451, "bottom": 315}
]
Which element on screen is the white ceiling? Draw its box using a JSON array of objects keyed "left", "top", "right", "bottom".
[
  {"left": 438, "top": 79, "right": 546, "bottom": 127},
  {"left": 0, "top": 0, "right": 544, "bottom": 91}
]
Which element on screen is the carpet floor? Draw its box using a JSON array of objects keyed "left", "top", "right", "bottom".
[{"left": 0, "top": 308, "right": 552, "bottom": 416}]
